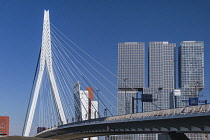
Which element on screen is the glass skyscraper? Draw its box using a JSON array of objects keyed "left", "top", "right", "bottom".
[
  {"left": 118, "top": 42, "right": 145, "bottom": 89},
  {"left": 117, "top": 41, "right": 205, "bottom": 140},
  {"left": 117, "top": 42, "right": 145, "bottom": 140},
  {"left": 143, "top": 42, "right": 176, "bottom": 112},
  {"left": 141, "top": 42, "right": 176, "bottom": 140},
  {"left": 118, "top": 42, "right": 145, "bottom": 115},
  {"left": 177, "top": 41, "right": 204, "bottom": 107},
  {"left": 117, "top": 42, "right": 176, "bottom": 140},
  {"left": 177, "top": 41, "right": 205, "bottom": 140}
]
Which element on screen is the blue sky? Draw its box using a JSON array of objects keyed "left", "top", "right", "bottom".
[{"left": 0, "top": 0, "right": 209, "bottom": 136}]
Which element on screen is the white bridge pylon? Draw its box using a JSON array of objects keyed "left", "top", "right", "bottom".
[{"left": 23, "top": 10, "right": 67, "bottom": 136}]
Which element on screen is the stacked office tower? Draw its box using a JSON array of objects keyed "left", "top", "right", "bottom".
[
  {"left": 143, "top": 42, "right": 176, "bottom": 111},
  {"left": 118, "top": 42, "right": 145, "bottom": 139},
  {"left": 177, "top": 41, "right": 204, "bottom": 107},
  {"left": 177, "top": 41, "right": 205, "bottom": 140},
  {"left": 117, "top": 41, "right": 204, "bottom": 140},
  {"left": 118, "top": 42, "right": 145, "bottom": 115},
  {"left": 142, "top": 42, "right": 176, "bottom": 140}
]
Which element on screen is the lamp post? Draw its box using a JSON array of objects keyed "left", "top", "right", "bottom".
[
  {"left": 195, "top": 81, "right": 199, "bottom": 97},
  {"left": 123, "top": 78, "right": 128, "bottom": 114},
  {"left": 96, "top": 89, "right": 100, "bottom": 117}
]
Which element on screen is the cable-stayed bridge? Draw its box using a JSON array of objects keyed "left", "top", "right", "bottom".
[
  {"left": 22, "top": 10, "right": 210, "bottom": 140},
  {"left": 22, "top": 10, "right": 119, "bottom": 137}
]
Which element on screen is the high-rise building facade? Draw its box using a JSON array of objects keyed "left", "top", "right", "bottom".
[
  {"left": 117, "top": 42, "right": 145, "bottom": 140},
  {"left": 117, "top": 42, "right": 175, "bottom": 140},
  {"left": 177, "top": 41, "right": 204, "bottom": 107},
  {"left": 118, "top": 42, "right": 145, "bottom": 115},
  {"left": 177, "top": 41, "right": 205, "bottom": 140},
  {"left": 143, "top": 42, "right": 176, "bottom": 111},
  {"left": 142, "top": 42, "right": 176, "bottom": 140},
  {"left": 118, "top": 42, "right": 145, "bottom": 89},
  {"left": 0, "top": 116, "right": 9, "bottom": 136},
  {"left": 117, "top": 41, "right": 205, "bottom": 140}
]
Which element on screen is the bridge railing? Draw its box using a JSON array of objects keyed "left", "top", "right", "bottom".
[
  {"left": 105, "top": 104, "right": 210, "bottom": 121},
  {"left": 58, "top": 104, "right": 210, "bottom": 125},
  {"left": 37, "top": 104, "right": 210, "bottom": 136}
]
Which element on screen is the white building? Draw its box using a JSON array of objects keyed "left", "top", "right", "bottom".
[{"left": 73, "top": 82, "right": 98, "bottom": 140}]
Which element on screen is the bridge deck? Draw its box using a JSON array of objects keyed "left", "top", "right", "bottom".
[{"left": 36, "top": 104, "right": 210, "bottom": 139}]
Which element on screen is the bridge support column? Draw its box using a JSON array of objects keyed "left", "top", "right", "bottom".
[{"left": 158, "top": 132, "right": 189, "bottom": 140}]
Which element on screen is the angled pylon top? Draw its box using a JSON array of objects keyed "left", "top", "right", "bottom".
[
  {"left": 44, "top": 10, "right": 50, "bottom": 20},
  {"left": 40, "top": 10, "right": 52, "bottom": 72}
]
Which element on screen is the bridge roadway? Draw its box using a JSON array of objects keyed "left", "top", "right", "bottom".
[{"left": 36, "top": 104, "right": 210, "bottom": 139}]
